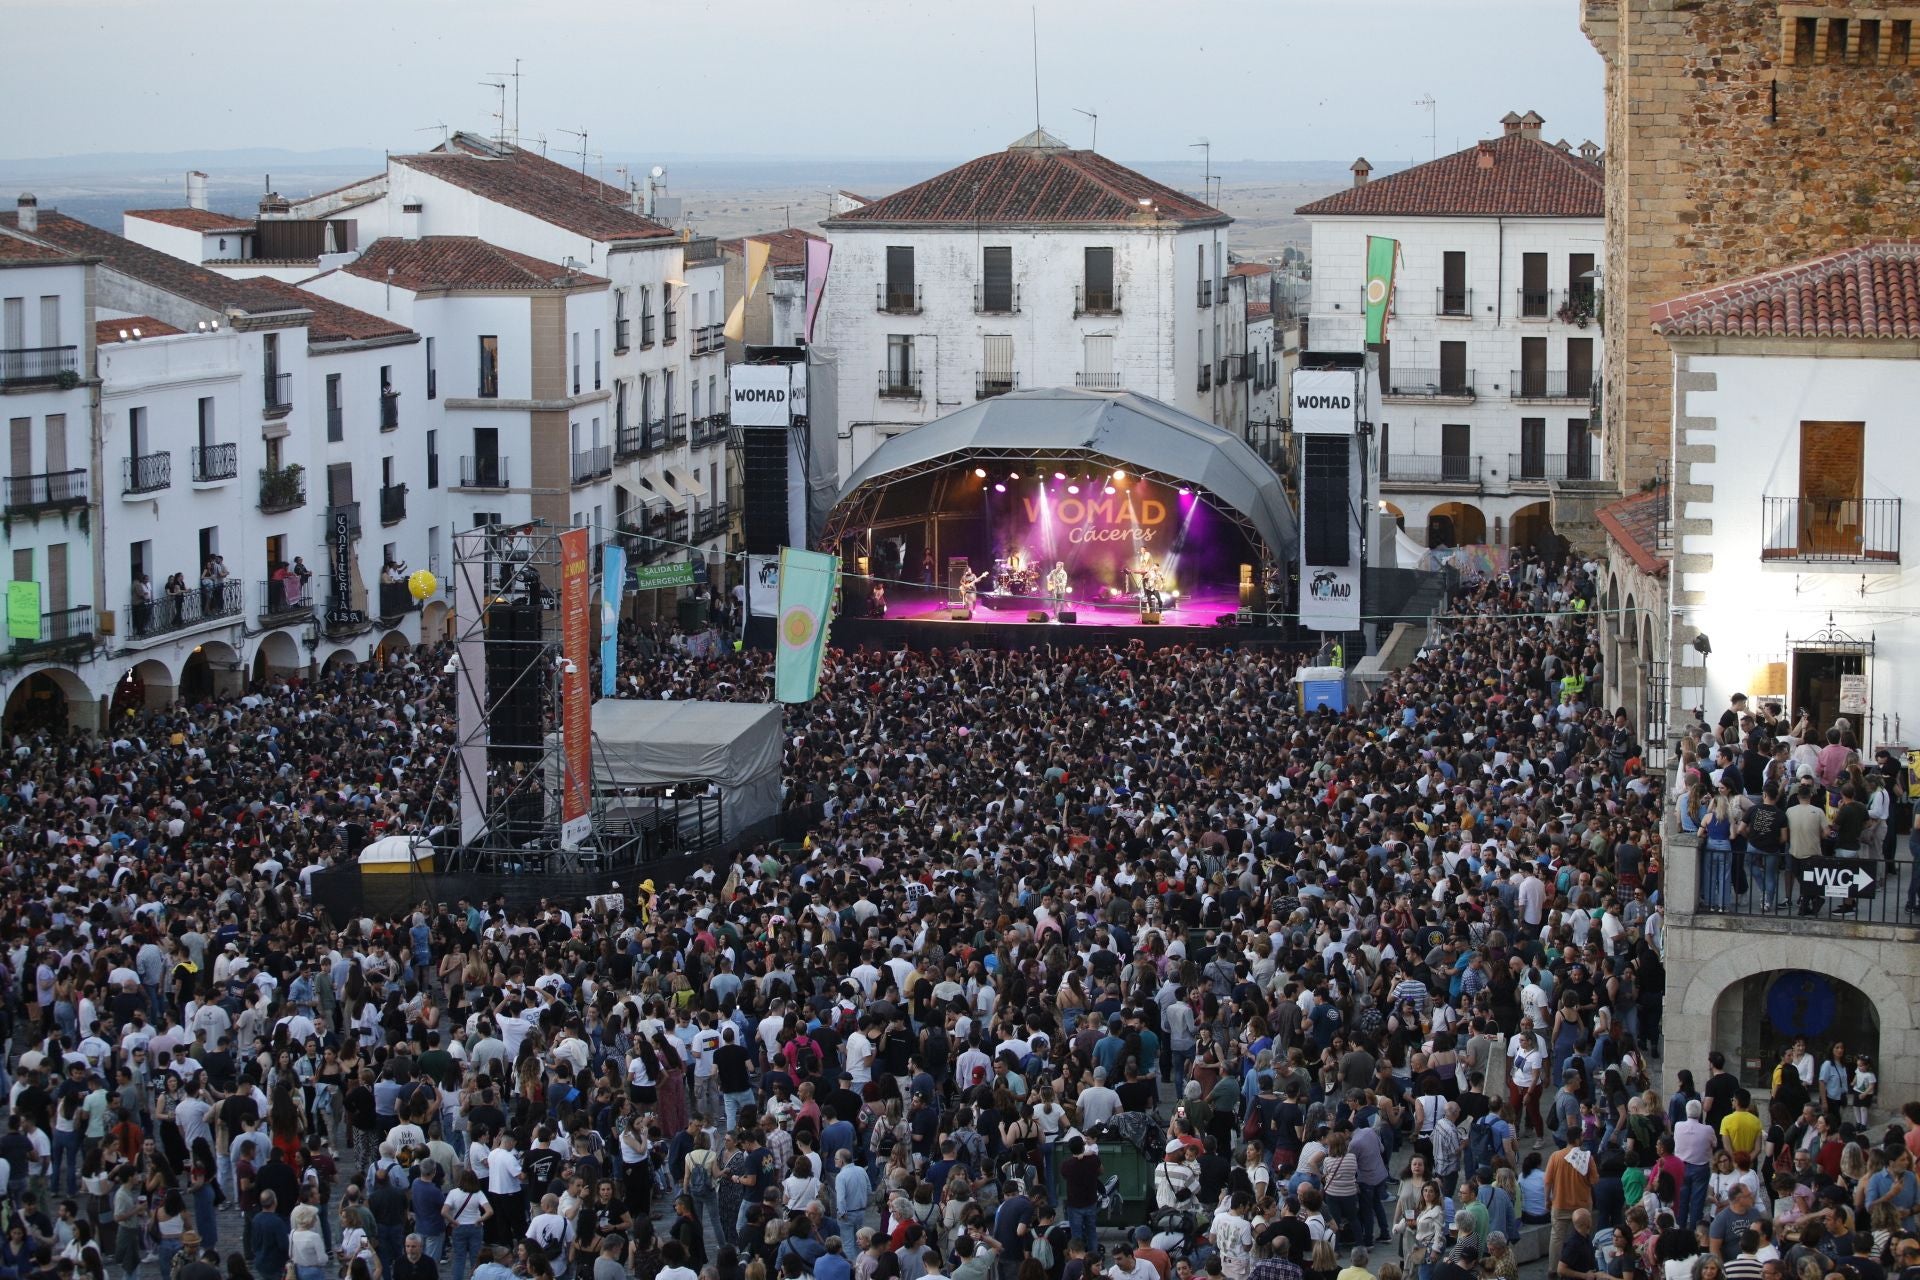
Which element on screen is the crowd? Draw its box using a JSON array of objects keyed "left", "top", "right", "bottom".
[{"left": 0, "top": 547, "right": 1905, "bottom": 1280}]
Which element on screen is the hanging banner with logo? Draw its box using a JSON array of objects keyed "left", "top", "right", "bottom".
[
  {"left": 1363, "top": 235, "right": 1399, "bottom": 345},
  {"left": 7, "top": 581, "right": 40, "bottom": 640},
  {"left": 774, "top": 547, "right": 837, "bottom": 703},
  {"left": 599, "top": 543, "right": 626, "bottom": 699},
  {"left": 1300, "top": 565, "right": 1361, "bottom": 631},
  {"left": 1291, "top": 368, "right": 1360, "bottom": 435},
  {"left": 559, "top": 528, "right": 593, "bottom": 848},
  {"left": 747, "top": 554, "right": 781, "bottom": 617},
  {"left": 803, "top": 238, "right": 833, "bottom": 344},
  {"left": 730, "top": 364, "right": 793, "bottom": 427}
]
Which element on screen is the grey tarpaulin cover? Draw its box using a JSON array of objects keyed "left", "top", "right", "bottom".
[{"left": 585, "top": 700, "right": 784, "bottom": 834}]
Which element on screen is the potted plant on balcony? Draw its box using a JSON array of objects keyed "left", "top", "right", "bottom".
[
  {"left": 261, "top": 463, "right": 305, "bottom": 510},
  {"left": 1556, "top": 298, "right": 1594, "bottom": 328}
]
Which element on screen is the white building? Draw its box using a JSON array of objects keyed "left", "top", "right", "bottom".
[
  {"left": 1298, "top": 112, "right": 1606, "bottom": 551},
  {"left": 821, "top": 127, "right": 1243, "bottom": 476},
  {"left": 722, "top": 227, "right": 825, "bottom": 356},
  {"left": 1643, "top": 239, "right": 1920, "bottom": 749}
]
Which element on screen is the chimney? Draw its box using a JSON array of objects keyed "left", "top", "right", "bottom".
[
  {"left": 1476, "top": 141, "right": 1495, "bottom": 170},
  {"left": 401, "top": 201, "right": 423, "bottom": 240},
  {"left": 1554, "top": 138, "right": 1573, "bottom": 152},
  {"left": 1350, "top": 156, "right": 1372, "bottom": 188},
  {"left": 1500, "top": 111, "right": 1523, "bottom": 137},
  {"left": 186, "top": 171, "right": 209, "bottom": 211},
  {"left": 15, "top": 193, "right": 36, "bottom": 233},
  {"left": 1578, "top": 139, "right": 1602, "bottom": 162},
  {"left": 1519, "top": 110, "right": 1545, "bottom": 141},
  {"left": 258, "top": 191, "right": 291, "bottom": 220}
]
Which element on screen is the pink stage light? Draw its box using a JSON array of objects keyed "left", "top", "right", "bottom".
[
  {"left": 1052, "top": 471, "right": 1066, "bottom": 481},
  {"left": 1179, "top": 487, "right": 1193, "bottom": 497},
  {"left": 1067, "top": 484, "right": 1080, "bottom": 494},
  {"left": 993, "top": 483, "right": 1006, "bottom": 493}
]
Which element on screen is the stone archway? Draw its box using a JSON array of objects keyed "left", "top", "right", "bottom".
[
  {"left": 110, "top": 657, "right": 176, "bottom": 718},
  {"left": 374, "top": 630, "right": 411, "bottom": 669},
  {"left": 320, "top": 648, "right": 358, "bottom": 676},
  {"left": 251, "top": 630, "right": 304, "bottom": 687},
  {"left": 421, "top": 600, "right": 451, "bottom": 644},
  {"left": 1511, "top": 501, "right": 1554, "bottom": 553},
  {"left": 1426, "top": 501, "right": 1487, "bottom": 547},
  {"left": 3, "top": 666, "right": 95, "bottom": 734},
  {"left": 180, "top": 640, "right": 242, "bottom": 704}
]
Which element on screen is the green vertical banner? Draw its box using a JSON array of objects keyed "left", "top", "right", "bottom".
[
  {"left": 6, "top": 582, "right": 39, "bottom": 641},
  {"left": 774, "top": 547, "right": 838, "bottom": 703},
  {"left": 1363, "top": 235, "right": 1399, "bottom": 345}
]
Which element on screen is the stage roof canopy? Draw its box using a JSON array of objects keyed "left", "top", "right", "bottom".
[{"left": 833, "top": 388, "right": 1297, "bottom": 559}]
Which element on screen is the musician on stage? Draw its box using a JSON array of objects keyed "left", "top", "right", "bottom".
[
  {"left": 1045, "top": 561, "right": 1070, "bottom": 611},
  {"left": 1140, "top": 554, "right": 1166, "bottom": 614},
  {"left": 958, "top": 565, "right": 981, "bottom": 610}
]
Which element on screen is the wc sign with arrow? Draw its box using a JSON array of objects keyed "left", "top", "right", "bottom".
[{"left": 1802, "top": 861, "right": 1877, "bottom": 898}]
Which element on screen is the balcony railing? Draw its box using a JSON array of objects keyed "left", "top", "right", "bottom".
[
  {"left": 380, "top": 483, "right": 407, "bottom": 525},
  {"left": 11, "top": 605, "right": 92, "bottom": 654},
  {"left": 191, "top": 443, "right": 237, "bottom": 483},
  {"left": 1517, "top": 286, "right": 1557, "bottom": 320},
  {"left": 879, "top": 368, "right": 923, "bottom": 399},
  {"left": 1760, "top": 495, "right": 1901, "bottom": 564},
  {"left": 1197, "top": 365, "right": 1212, "bottom": 393},
  {"left": 459, "top": 456, "right": 509, "bottom": 489},
  {"left": 258, "top": 576, "right": 313, "bottom": 621},
  {"left": 571, "top": 445, "right": 613, "bottom": 484},
  {"left": 1511, "top": 369, "right": 1593, "bottom": 400},
  {"left": 130, "top": 579, "right": 242, "bottom": 640},
  {"left": 1384, "top": 368, "right": 1476, "bottom": 399},
  {"left": 691, "top": 414, "right": 728, "bottom": 447},
  {"left": 1381, "top": 453, "right": 1483, "bottom": 485},
  {"left": 265, "top": 370, "right": 292, "bottom": 414},
  {"left": 614, "top": 317, "right": 630, "bottom": 352},
  {"left": 1225, "top": 353, "right": 1250, "bottom": 383},
  {"left": 617, "top": 420, "right": 667, "bottom": 459},
  {"left": 1508, "top": 451, "right": 1598, "bottom": 484},
  {"left": 1435, "top": 288, "right": 1473, "bottom": 317},
  {"left": 693, "top": 324, "right": 726, "bottom": 355},
  {"left": 668, "top": 413, "right": 688, "bottom": 445},
  {"left": 1076, "top": 372, "right": 1125, "bottom": 390},
  {"left": 682, "top": 236, "right": 722, "bottom": 266},
  {"left": 0, "top": 344, "right": 78, "bottom": 387},
  {"left": 379, "top": 581, "right": 422, "bottom": 619},
  {"left": 123, "top": 451, "right": 171, "bottom": 495},
  {"left": 876, "top": 283, "right": 925, "bottom": 314},
  {"left": 974, "top": 283, "right": 1021, "bottom": 315},
  {"left": 1074, "top": 284, "right": 1121, "bottom": 316},
  {"left": 1692, "top": 835, "right": 1916, "bottom": 927},
  {"left": 976, "top": 371, "right": 1018, "bottom": 399},
  {"left": 380, "top": 391, "right": 400, "bottom": 432},
  {"left": 259, "top": 465, "right": 306, "bottom": 513},
  {"left": 1197, "top": 279, "right": 1213, "bottom": 307},
  {"left": 5, "top": 468, "right": 87, "bottom": 515}
]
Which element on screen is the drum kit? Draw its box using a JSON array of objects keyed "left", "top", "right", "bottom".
[{"left": 992, "top": 553, "right": 1038, "bottom": 596}]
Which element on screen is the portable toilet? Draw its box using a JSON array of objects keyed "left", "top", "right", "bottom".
[{"left": 1296, "top": 665, "right": 1348, "bottom": 712}]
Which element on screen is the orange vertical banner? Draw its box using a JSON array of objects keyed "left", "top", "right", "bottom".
[{"left": 560, "top": 528, "right": 593, "bottom": 848}]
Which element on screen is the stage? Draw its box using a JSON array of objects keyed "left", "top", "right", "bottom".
[{"left": 889, "top": 583, "right": 1243, "bottom": 629}]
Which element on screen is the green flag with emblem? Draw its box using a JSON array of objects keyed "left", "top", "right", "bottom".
[{"left": 1363, "top": 235, "right": 1399, "bottom": 345}]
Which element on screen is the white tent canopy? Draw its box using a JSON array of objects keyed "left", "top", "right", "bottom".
[
  {"left": 357, "top": 834, "right": 435, "bottom": 868},
  {"left": 584, "top": 700, "right": 784, "bottom": 836}
]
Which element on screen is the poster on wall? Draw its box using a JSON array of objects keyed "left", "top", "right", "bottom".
[
  {"left": 559, "top": 528, "right": 593, "bottom": 849},
  {"left": 1299, "top": 564, "right": 1361, "bottom": 631}
]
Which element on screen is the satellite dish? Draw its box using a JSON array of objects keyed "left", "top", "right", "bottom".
[{"left": 649, "top": 165, "right": 666, "bottom": 179}]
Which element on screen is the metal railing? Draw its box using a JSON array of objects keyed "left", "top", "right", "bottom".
[
  {"left": 691, "top": 415, "right": 728, "bottom": 447},
  {"left": 976, "top": 371, "right": 1018, "bottom": 399},
  {"left": 1197, "top": 279, "right": 1213, "bottom": 307},
  {"left": 1693, "top": 840, "right": 1918, "bottom": 927},
  {"left": 1197, "top": 364, "right": 1212, "bottom": 393},
  {"left": 617, "top": 420, "right": 668, "bottom": 459},
  {"left": 1381, "top": 453, "right": 1484, "bottom": 485},
  {"left": 5, "top": 468, "right": 87, "bottom": 514},
  {"left": 265, "top": 370, "right": 292, "bottom": 412},
  {"left": 380, "top": 483, "right": 407, "bottom": 525},
  {"left": 11, "top": 605, "right": 92, "bottom": 652},
  {"left": 878, "top": 368, "right": 923, "bottom": 399},
  {"left": 877, "top": 283, "right": 922, "bottom": 314},
  {"left": 378, "top": 581, "right": 421, "bottom": 618},
  {"left": 1076, "top": 372, "right": 1124, "bottom": 390},
  {"left": 191, "top": 443, "right": 237, "bottom": 482},
  {"left": 259, "top": 466, "right": 305, "bottom": 512},
  {"left": 571, "top": 445, "right": 612, "bottom": 484},
  {"left": 0, "top": 344, "right": 78, "bottom": 386},
  {"left": 974, "top": 283, "right": 1021, "bottom": 314},
  {"left": 1435, "top": 288, "right": 1473, "bottom": 317},
  {"left": 1511, "top": 369, "right": 1593, "bottom": 400},
  {"left": 1517, "top": 286, "right": 1557, "bottom": 319},
  {"left": 380, "top": 392, "right": 400, "bottom": 431},
  {"left": 123, "top": 451, "right": 171, "bottom": 494},
  {"left": 1508, "top": 451, "right": 1598, "bottom": 483},
  {"left": 614, "top": 317, "right": 630, "bottom": 351},
  {"left": 1385, "top": 367, "right": 1476, "bottom": 398},
  {"left": 668, "top": 413, "right": 688, "bottom": 445},
  {"left": 681, "top": 236, "right": 722, "bottom": 265},
  {"left": 258, "top": 577, "right": 313, "bottom": 621},
  {"left": 459, "top": 456, "right": 509, "bottom": 489},
  {"left": 1760, "top": 496, "right": 1901, "bottom": 563},
  {"left": 1075, "top": 284, "right": 1121, "bottom": 316},
  {"left": 130, "top": 579, "right": 242, "bottom": 639},
  {"left": 693, "top": 324, "right": 725, "bottom": 355}
]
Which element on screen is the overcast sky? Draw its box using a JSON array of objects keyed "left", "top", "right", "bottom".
[{"left": 1, "top": 0, "right": 1602, "bottom": 162}]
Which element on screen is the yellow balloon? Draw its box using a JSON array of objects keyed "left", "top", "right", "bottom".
[{"left": 407, "top": 569, "right": 437, "bottom": 602}]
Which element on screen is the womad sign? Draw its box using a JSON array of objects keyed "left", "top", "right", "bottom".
[{"left": 1019, "top": 493, "right": 1171, "bottom": 544}]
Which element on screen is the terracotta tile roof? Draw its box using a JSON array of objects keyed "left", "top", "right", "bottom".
[
  {"left": 1650, "top": 240, "right": 1920, "bottom": 339},
  {"left": 1295, "top": 133, "right": 1602, "bottom": 218},
  {"left": 0, "top": 235, "right": 79, "bottom": 264},
  {"left": 96, "top": 316, "right": 183, "bottom": 344},
  {"left": 125, "top": 208, "right": 252, "bottom": 233},
  {"left": 393, "top": 135, "right": 674, "bottom": 244},
  {"left": 1597, "top": 485, "right": 1670, "bottom": 577},
  {"left": 721, "top": 227, "right": 824, "bottom": 269},
  {"left": 0, "top": 210, "right": 306, "bottom": 317},
  {"left": 344, "top": 236, "right": 608, "bottom": 292},
  {"left": 1247, "top": 300, "right": 1272, "bottom": 322},
  {"left": 241, "top": 277, "right": 413, "bottom": 343},
  {"left": 1228, "top": 261, "right": 1272, "bottom": 278},
  {"left": 825, "top": 139, "right": 1227, "bottom": 228}
]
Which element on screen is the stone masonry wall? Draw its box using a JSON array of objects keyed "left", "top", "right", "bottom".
[{"left": 1581, "top": 0, "right": 1920, "bottom": 493}]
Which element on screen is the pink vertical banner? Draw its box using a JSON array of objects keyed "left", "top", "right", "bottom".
[{"left": 803, "top": 238, "right": 833, "bottom": 344}]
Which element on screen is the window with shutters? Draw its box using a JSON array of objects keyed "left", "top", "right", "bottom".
[
  {"left": 978, "top": 247, "right": 1016, "bottom": 313},
  {"left": 1519, "top": 253, "right": 1549, "bottom": 318},
  {"left": 979, "top": 335, "right": 1015, "bottom": 398},
  {"left": 883, "top": 247, "right": 918, "bottom": 312},
  {"left": 1440, "top": 252, "right": 1468, "bottom": 315},
  {"left": 1082, "top": 247, "right": 1116, "bottom": 313}
]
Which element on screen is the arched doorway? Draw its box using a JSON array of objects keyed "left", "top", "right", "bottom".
[
  {"left": 421, "top": 600, "right": 451, "bottom": 644},
  {"left": 374, "top": 630, "right": 411, "bottom": 669},
  {"left": 1426, "top": 501, "right": 1487, "bottom": 547},
  {"left": 4, "top": 667, "right": 92, "bottom": 734},
  {"left": 110, "top": 658, "right": 174, "bottom": 719},
  {"left": 1379, "top": 502, "right": 1406, "bottom": 533},
  {"left": 320, "top": 648, "right": 357, "bottom": 677},
  {"left": 1510, "top": 501, "right": 1555, "bottom": 552},
  {"left": 252, "top": 630, "right": 304, "bottom": 687},
  {"left": 1712, "top": 970, "right": 1881, "bottom": 1095},
  {"left": 179, "top": 640, "right": 241, "bottom": 704}
]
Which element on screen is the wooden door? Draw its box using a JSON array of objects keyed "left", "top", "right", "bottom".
[{"left": 1799, "top": 421, "right": 1864, "bottom": 555}]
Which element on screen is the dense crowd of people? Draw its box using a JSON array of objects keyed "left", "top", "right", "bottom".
[{"left": 0, "top": 548, "right": 1905, "bottom": 1280}]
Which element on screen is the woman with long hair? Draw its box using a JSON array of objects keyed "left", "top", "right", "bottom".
[{"left": 271, "top": 1081, "right": 307, "bottom": 1170}]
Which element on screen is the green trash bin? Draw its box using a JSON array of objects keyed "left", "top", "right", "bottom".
[
  {"left": 677, "top": 595, "right": 709, "bottom": 630},
  {"left": 1097, "top": 1140, "right": 1151, "bottom": 1224}
]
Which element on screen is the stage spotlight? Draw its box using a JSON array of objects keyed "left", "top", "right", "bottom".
[
  {"left": 1113, "top": 469, "right": 1126, "bottom": 481},
  {"left": 1179, "top": 487, "right": 1193, "bottom": 497},
  {"left": 1104, "top": 485, "right": 1116, "bottom": 495},
  {"left": 974, "top": 467, "right": 987, "bottom": 479},
  {"left": 993, "top": 483, "right": 1006, "bottom": 493},
  {"left": 1008, "top": 471, "right": 1020, "bottom": 480},
  {"left": 1053, "top": 471, "right": 1066, "bottom": 481},
  {"left": 1067, "top": 484, "right": 1080, "bottom": 495}
]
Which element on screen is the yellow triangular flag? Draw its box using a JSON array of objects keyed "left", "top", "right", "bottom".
[
  {"left": 724, "top": 239, "right": 773, "bottom": 342},
  {"left": 723, "top": 295, "right": 749, "bottom": 342}
]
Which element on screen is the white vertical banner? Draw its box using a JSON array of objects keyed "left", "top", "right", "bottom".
[{"left": 453, "top": 529, "right": 489, "bottom": 848}]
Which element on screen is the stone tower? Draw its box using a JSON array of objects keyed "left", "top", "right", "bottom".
[{"left": 1582, "top": 0, "right": 1920, "bottom": 493}]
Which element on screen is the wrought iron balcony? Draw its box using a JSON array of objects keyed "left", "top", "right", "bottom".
[
  {"left": 1381, "top": 453, "right": 1483, "bottom": 486},
  {"left": 129, "top": 579, "right": 242, "bottom": 640},
  {"left": 974, "top": 283, "right": 1021, "bottom": 315},
  {"left": 1511, "top": 369, "right": 1593, "bottom": 401},
  {"left": 668, "top": 413, "right": 688, "bottom": 445},
  {"left": 1386, "top": 368, "right": 1477, "bottom": 399},
  {"left": 258, "top": 577, "right": 313, "bottom": 622},
  {"left": 877, "top": 283, "right": 922, "bottom": 314},
  {"left": 459, "top": 456, "right": 509, "bottom": 489},
  {"left": 379, "top": 581, "right": 422, "bottom": 619},
  {"left": 1075, "top": 372, "right": 1124, "bottom": 390},
  {"left": 571, "top": 446, "right": 613, "bottom": 485},
  {"left": 1761, "top": 496, "right": 1901, "bottom": 564},
  {"left": 259, "top": 465, "right": 306, "bottom": 513},
  {"left": 380, "top": 483, "right": 407, "bottom": 525},
  {"left": 1074, "top": 284, "right": 1121, "bottom": 316},
  {"left": 1517, "top": 287, "right": 1557, "bottom": 320},
  {"left": 380, "top": 391, "right": 400, "bottom": 431},
  {"left": 878, "top": 368, "right": 923, "bottom": 399},
  {"left": 1197, "top": 279, "right": 1213, "bottom": 307},
  {"left": 0, "top": 344, "right": 78, "bottom": 387},
  {"left": 1435, "top": 288, "right": 1473, "bottom": 317},
  {"left": 5, "top": 468, "right": 86, "bottom": 515},
  {"left": 10, "top": 605, "right": 92, "bottom": 655},
  {"left": 1508, "top": 452, "right": 1599, "bottom": 484},
  {"left": 123, "top": 451, "right": 171, "bottom": 495},
  {"left": 976, "top": 371, "right": 1018, "bottom": 400},
  {"left": 264, "top": 370, "right": 292, "bottom": 414},
  {"left": 191, "top": 443, "right": 237, "bottom": 483}
]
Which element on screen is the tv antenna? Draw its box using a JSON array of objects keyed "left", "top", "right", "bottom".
[
  {"left": 1415, "top": 94, "right": 1437, "bottom": 159},
  {"left": 556, "top": 127, "right": 590, "bottom": 178},
  {"left": 1189, "top": 136, "right": 1215, "bottom": 205},
  {"left": 486, "top": 59, "right": 522, "bottom": 145},
  {"left": 1073, "top": 107, "right": 1098, "bottom": 153},
  {"left": 416, "top": 122, "right": 449, "bottom": 148},
  {"left": 1030, "top": 5, "right": 1042, "bottom": 134},
  {"left": 479, "top": 79, "right": 507, "bottom": 145}
]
